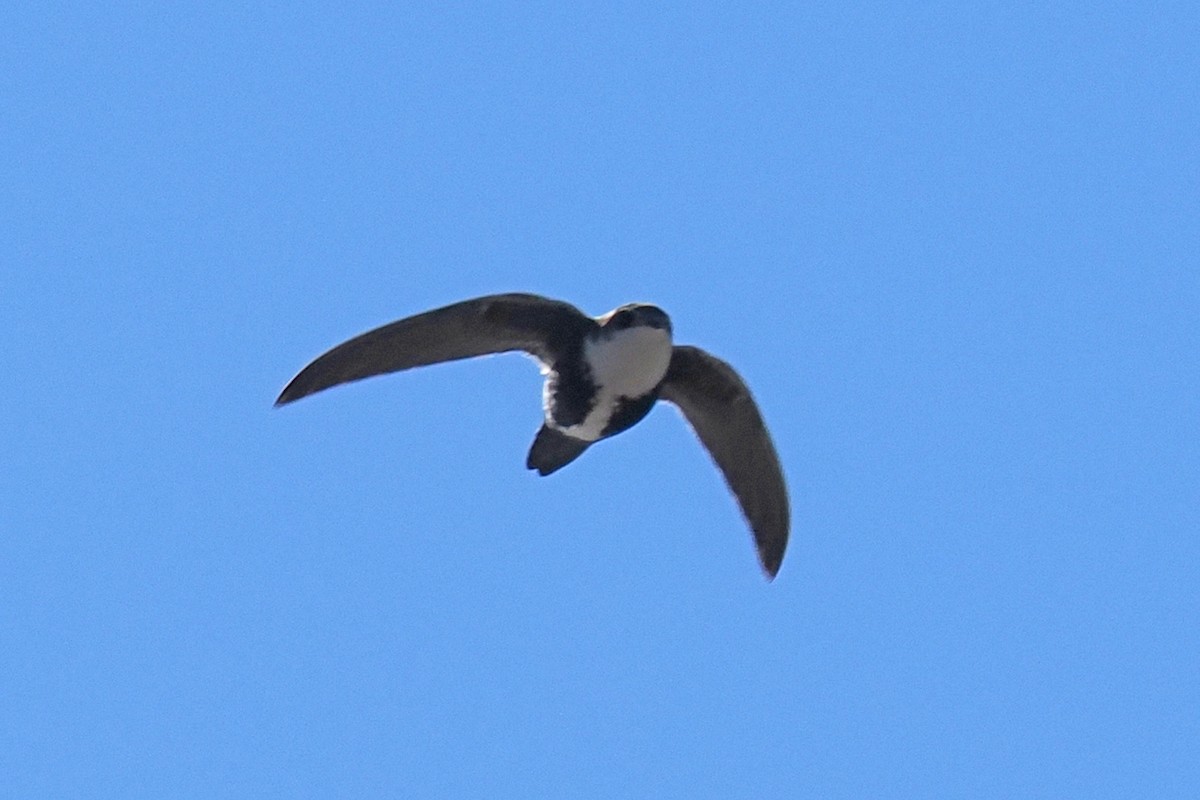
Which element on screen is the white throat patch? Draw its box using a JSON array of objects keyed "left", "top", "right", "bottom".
[
  {"left": 553, "top": 326, "right": 672, "bottom": 441},
  {"left": 584, "top": 326, "right": 673, "bottom": 396}
]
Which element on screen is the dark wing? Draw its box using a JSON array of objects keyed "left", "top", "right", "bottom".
[
  {"left": 276, "top": 293, "right": 593, "bottom": 405},
  {"left": 659, "top": 345, "right": 790, "bottom": 579}
]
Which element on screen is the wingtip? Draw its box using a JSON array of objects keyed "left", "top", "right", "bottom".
[
  {"left": 273, "top": 387, "right": 300, "bottom": 407},
  {"left": 274, "top": 378, "right": 312, "bottom": 407},
  {"left": 759, "top": 549, "right": 784, "bottom": 581}
]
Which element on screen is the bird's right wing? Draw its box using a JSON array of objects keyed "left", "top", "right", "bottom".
[
  {"left": 659, "top": 345, "right": 790, "bottom": 579},
  {"left": 276, "top": 293, "right": 593, "bottom": 405}
]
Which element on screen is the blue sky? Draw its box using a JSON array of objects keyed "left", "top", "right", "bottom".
[{"left": 4, "top": 2, "right": 1198, "bottom": 797}]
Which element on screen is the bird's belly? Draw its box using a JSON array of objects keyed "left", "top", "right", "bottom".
[
  {"left": 545, "top": 328, "right": 671, "bottom": 442},
  {"left": 553, "top": 388, "right": 657, "bottom": 442}
]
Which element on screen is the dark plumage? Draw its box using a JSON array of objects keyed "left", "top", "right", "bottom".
[{"left": 276, "top": 293, "right": 790, "bottom": 579}]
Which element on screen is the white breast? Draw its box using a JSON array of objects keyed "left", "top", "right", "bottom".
[
  {"left": 584, "top": 326, "right": 673, "bottom": 396},
  {"left": 554, "top": 326, "right": 672, "bottom": 441}
]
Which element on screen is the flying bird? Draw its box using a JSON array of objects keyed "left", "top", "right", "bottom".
[{"left": 275, "top": 293, "right": 789, "bottom": 578}]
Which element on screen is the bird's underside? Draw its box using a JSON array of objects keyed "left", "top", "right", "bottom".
[{"left": 276, "top": 292, "right": 790, "bottom": 579}]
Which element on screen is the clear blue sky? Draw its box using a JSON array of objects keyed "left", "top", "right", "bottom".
[{"left": 4, "top": 2, "right": 1197, "bottom": 797}]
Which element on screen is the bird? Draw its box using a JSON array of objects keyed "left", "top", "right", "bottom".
[{"left": 275, "top": 293, "right": 789, "bottom": 579}]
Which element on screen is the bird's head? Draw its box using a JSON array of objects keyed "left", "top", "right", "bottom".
[{"left": 598, "top": 303, "right": 673, "bottom": 336}]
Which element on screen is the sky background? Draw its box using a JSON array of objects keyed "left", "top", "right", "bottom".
[{"left": 4, "top": 2, "right": 1198, "bottom": 797}]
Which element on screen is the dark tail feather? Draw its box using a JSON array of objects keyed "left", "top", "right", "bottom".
[{"left": 526, "top": 425, "right": 591, "bottom": 476}]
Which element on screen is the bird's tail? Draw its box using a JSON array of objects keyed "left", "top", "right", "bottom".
[{"left": 526, "top": 425, "right": 590, "bottom": 476}]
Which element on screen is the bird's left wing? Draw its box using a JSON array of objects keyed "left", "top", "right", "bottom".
[
  {"left": 659, "top": 345, "right": 790, "bottom": 579},
  {"left": 276, "top": 293, "right": 592, "bottom": 405}
]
